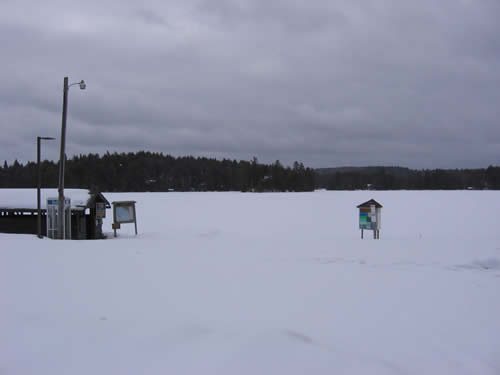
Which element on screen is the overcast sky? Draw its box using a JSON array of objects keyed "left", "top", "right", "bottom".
[{"left": 1, "top": 0, "right": 499, "bottom": 169}]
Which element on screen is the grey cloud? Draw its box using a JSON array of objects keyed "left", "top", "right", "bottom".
[
  {"left": 134, "top": 8, "right": 170, "bottom": 27},
  {"left": 196, "top": 0, "right": 349, "bottom": 33},
  {"left": 1, "top": 0, "right": 499, "bottom": 169}
]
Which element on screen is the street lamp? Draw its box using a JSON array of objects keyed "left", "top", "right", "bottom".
[
  {"left": 37, "top": 136, "right": 55, "bottom": 239},
  {"left": 58, "top": 77, "right": 86, "bottom": 239}
]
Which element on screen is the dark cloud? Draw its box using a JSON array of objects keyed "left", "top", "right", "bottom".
[
  {"left": 1, "top": 0, "right": 499, "bottom": 169},
  {"left": 134, "top": 8, "right": 170, "bottom": 27}
]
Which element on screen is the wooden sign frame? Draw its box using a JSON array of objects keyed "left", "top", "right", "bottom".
[{"left": 112, "top": 201, "right": 137, "bottom": 237}]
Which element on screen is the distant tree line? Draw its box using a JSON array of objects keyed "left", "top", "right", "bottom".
[
  {"left": 2, "top": 154, "right": 499, "bottom": 191},
  {"left": 316, "top": 166, "right": 500, "bottom": 190},
  {"left": 0, "top": 152, "right": 315, "bottom": 192}
]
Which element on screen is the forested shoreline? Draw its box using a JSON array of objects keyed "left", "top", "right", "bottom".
[
  {"left": 1, "top": 152, "right": 499, "bottom": 191},
  {"left": 0, "top": 152, "right": 315, "bottom": 192},
  {"left": 316, "top": 166, "right": 500, "bottom": 190}
]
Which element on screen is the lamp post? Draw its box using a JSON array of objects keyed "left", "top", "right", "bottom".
[
  {"left": 58, "top": 76, "right": 86, "bottom": 239},
  {"left": 37, "top": 136, "right": 55, "bottom": 239}
]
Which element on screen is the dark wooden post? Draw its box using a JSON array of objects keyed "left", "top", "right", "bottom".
[
  {"left": 37, "top": 137, "right": 42, "bottom": 239},
  {"left": 133, "top": 203, "right": 138, "bottom": 235},
  {"left": 37, "top": 136, "right": 54, "bottom": 238}
]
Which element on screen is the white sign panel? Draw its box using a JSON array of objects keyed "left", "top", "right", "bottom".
[{"left": 115, "top": 206, "right": 134, "bottom": 223}]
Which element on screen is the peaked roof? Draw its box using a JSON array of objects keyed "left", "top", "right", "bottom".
[
  {"left": 357, "top": 199, "right": 383, "bottom": 208},
  {"left": 86, "top": 192, "right": 111, "bottom": 208}
]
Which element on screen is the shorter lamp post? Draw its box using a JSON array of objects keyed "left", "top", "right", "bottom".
[{"left": 37, "top": 136, "right": 55, "bottom": 238}]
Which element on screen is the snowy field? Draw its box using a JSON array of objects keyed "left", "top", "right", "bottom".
[{"left": 1, "top": 190, "right": 500, "bottom": 374}]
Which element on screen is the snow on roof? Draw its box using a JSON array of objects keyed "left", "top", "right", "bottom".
[{"left": 0, "top": 189, "right": 92, "bottom": 210}]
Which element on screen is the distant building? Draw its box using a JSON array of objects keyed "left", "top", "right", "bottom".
[{"left": 0, "top": 189, "right": 110, "bottom": 239}]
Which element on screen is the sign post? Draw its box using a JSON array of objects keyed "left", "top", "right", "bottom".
[
  {"left": 112, "top": 201, "right": 137, "bottom": 237},
  {"left": 357, "top": 199, "right": 382, "bottom": 240}
]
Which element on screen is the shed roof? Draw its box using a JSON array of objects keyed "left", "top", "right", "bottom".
[
  {"left": 0, "top": 189, "right": 110, "bottom": 211},
  {"left": 357, "top": 199, "right": 383, "bottom": 208}
]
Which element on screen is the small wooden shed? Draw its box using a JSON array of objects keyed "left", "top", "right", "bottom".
[
  {"left": 357, "top": 199, "right": 382, "bottom": 239},
  {"left": 0, "top": 189, "right": 110, "bottom": 239}
]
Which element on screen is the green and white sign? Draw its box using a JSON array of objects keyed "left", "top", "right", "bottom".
[{"left": 359, "top": 205, "right": 378, "bottom": 230}]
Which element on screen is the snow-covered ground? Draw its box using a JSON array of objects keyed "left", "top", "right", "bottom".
[{"left": 1, "top": 190, "right": 500, "bottom": 374}]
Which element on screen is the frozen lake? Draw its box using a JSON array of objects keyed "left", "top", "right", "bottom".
[{"left": 1, "top": 190, "right": 500, "bottom": 374}]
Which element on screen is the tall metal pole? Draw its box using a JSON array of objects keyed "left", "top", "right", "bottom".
[
  {"left": 58, "top": 77, "right": 69, "bottom": 239},
  {"left": 37, "top": 137, "right": 42, "bottom": 239}
]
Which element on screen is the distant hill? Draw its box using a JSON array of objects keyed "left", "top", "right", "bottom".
[
  {"left": 316, "top": 166, "right": 411, "bottom": 176},
  {"left": 315, "top": 166, "right": 500, "bottom": 190}
]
